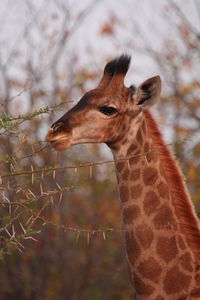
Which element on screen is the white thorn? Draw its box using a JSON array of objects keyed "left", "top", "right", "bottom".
[
  {"left": 76, "top": 231, "right": 80, "bottom": 242},
  {"left": 89, "top": 166, "right": 92, "bottom": 179},
  {"left": 31, "top": 165, "right": 34, "bottom": 184},
  {"left": 59, "top": 193, "right": 63, "bottom": 205},
  {"left": 19, "top": 222, "right": 26, "bottom": 234},
  {"left": 40, "top": 183, "right": 43, "bottom": 195},
  {"left": 87, "top": 232, "right": 90, "bottom": 244}
]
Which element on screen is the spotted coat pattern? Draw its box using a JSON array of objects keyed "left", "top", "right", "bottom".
[{"left": 113, "top": 117, "right": 200, "bottom": 300}]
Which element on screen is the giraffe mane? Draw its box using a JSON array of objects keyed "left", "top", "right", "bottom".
[{"left": 144, "top": 109, "right": 200, "bottom": 261}]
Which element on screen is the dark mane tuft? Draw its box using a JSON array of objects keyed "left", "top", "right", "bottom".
[{"left": 104, "top": 54, "right": 131, "bottom": 77}]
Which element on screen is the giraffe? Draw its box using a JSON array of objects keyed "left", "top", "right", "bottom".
[{"left": 46, "top": 55, "right": 200, "bottom": 299}]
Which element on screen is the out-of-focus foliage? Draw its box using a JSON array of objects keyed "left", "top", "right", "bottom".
[
  {"left": 0, "top": 2, "right": 132, "bottom": 299},
  {"left": 0, "top": 1, "right": 200, "bottom": 299}
]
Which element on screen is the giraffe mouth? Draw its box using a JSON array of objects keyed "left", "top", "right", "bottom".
[
  {"left": 46, "top": 129, "right": 72, "bottom": 151},
  {"left": 50, "top": 136, "right": 72, "bottom": 151}
]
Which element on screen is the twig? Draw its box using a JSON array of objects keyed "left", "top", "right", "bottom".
[{"left": 1, "top": 141, "right": 180, "bottom": 179}]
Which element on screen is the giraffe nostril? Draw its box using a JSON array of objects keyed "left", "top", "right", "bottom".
[{"left": 52, "top": 122, "right": 64, "bottom": 133}]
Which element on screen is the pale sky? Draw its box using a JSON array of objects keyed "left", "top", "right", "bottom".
[{"left": 0, "top": 0, "right": 199, "bottom": 84}]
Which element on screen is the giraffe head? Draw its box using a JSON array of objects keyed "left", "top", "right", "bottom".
[{"left": 46, "top": 55, "right": 161, "bottom": 151}]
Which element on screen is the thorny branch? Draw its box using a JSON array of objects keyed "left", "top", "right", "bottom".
[{"left": 1, "top": 138, "right": 191, "bottom": 180}]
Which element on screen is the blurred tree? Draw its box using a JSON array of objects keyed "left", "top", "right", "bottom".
[{"left": 0, "top": 1, "right": 132, "bottom": 299}]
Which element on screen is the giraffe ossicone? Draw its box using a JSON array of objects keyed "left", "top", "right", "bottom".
[{"left": 46, "top": 55, "right": 200, "bottom": 299}]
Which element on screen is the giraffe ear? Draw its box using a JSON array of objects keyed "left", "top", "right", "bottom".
[{"left": 135, "top": 76, "right": 161, "bottom": 107}]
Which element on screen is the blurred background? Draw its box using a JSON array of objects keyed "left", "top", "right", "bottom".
[{"left": 0, "top": 0, "right": 200, "bottom": 299}]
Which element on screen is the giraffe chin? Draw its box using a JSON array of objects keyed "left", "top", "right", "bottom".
[{"left": 51, "top": 139, "right": 72, "bottom": 151}]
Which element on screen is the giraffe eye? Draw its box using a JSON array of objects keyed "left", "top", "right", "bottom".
[{"left": 99, "top": 106, "right": 117, "bottom": 116}]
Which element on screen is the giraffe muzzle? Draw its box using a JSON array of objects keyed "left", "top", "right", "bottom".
[{"left": 46, "top": 127, "right": 72, "bottom": 151}]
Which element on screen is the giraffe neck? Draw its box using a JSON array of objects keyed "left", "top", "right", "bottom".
[{"left": 111, "top": 110, "right": 200, "bottom": 299}]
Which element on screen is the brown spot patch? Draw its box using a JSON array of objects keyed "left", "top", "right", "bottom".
[
  {"left": 135, "top": 224, "right": 154, "bottom": 249},
  {"left": 180, "top": 252, "right": 193, "bottom": 272},
  {"left": 143, "top": 167, "right": 158, "bottom": 186},
  {"left": 146, "top": 151, "right": 157, "bottom": 163},
  {"left": 143, "top": 191, "right": 160, "bottom": 216},
  {"left": 157, "top": 181, "right": 169, "bottom": 199},
  {"left": 122, "top": 168, "right": 130, "bottom": 181},
  {"left": 130, "top": 168, "right": 140, "bottom": 181},
  {"left": 195, "top": 273, "right": 200, "bottom": 284},
  {"left": 130, "top": 184, "right": 142, "bottom": 200},
  {"left": 133, "top": 273, "right": 154, "bottom": 296},
  {"left": 156, "top": 236, "right": 178, "bottom": 263},
  {"left": 137, "top": 256, "right": 161, "bottom": 283},
  {"left": 125, "top": 231, "right": 141, "bottom": 265},
  {"left": 129, "top": 153, "right": 141, "bottom": 165},
  {"left": 195, "top": 263, "right": 200, "bottom": 272},
  {"left": 178, "top": 296, "right": 188, "bottom": 300},
  {"left": 116, "top": 161, "right": 125, "bottom": 173},
  {"left": 153, "top": 297, "right": 164, "bottom": 300},
  {"left": 163, "top": 265, "right": 191, "bottom": 295},
  {"left": 124, "top": 205, "right": 141, "bottom": 225},
  {"left": 127, "top": 143, "right": 138, "bottom": 157},
  {"left": 177, "top": 235, "right": 187, "bottom": 251},
  {"left": 119, "top": 185, "right": 129, "bottom": 203},
  {"left": 153, "top": 204, "right": 174, "bottom": 228},
  {"left": 191, "top": 288, "right": 200, "bottom": 298}
]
